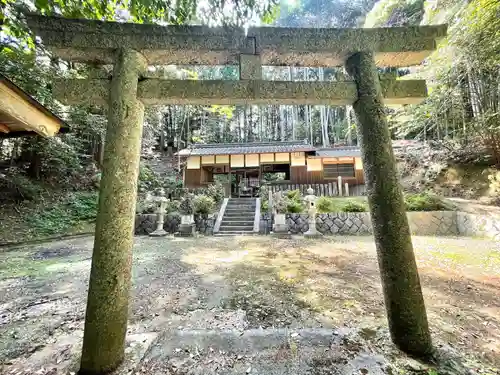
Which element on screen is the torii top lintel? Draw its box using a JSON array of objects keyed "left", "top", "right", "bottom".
[{"left": 26, "top": 14, "right": 447, "bottom": 68}]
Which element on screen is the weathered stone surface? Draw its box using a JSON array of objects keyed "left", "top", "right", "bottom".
[
  {"left": 457, "top": 211, "right": 500, "bottom": 241},
  {"left": 195, "top": 214, "right": 216, "bottom": 235},
  {"left": 134, "top": 213, "right": 214, "bottom": 235},
  {"left": 407, "top": 211, "right": 458, "bottom": 236},
  {"left": 80, "top": 49, "right": 147, "bottom": 374},
  {"left": 286, "top": 211, "right": 500, "bottom": 240},
  {"left": 26, "top": 14, "right": 446, "bottom": 67},
  {"left": 53, "top": 78, "right": 428, "bottom": 106},
  {"left": 346, "top": 51, "right": 432, "bottom": 357}
]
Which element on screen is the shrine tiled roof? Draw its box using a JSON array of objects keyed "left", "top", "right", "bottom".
[
  {"left": 314, "top": 146, "right": 361, "bottom": 158},
  {"left": 182, "top": 141, "right": 316, "bottom": 156}
]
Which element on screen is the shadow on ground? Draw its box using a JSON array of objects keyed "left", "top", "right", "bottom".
[{"left": 0, "top": 235, "right": 499, "bottom": 374}]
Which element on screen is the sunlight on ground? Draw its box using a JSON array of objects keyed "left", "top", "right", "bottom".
[
  {"left": 1, "top": 235, "right": 499, "bottom": 370},
  {"left": 182, "top": 235, "right": 500, "bottom": 363}
]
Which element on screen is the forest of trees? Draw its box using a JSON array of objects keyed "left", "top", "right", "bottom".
[{"left": 0, "top": 0, "right": 499, "bottom": 196}]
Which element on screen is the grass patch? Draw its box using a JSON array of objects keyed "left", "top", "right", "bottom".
[
  {"left": 315, "top": 194, "right": 455, "bottom": 213},
  {"left": 26, "top": 191, "right": 98, "bottom": 236},
  {"left": 316, "top": 197, "right": 368, "bottom": 213},
  {"left": 0, "top": 252, "right": 67, "bottom": 279},
  {"left": 404, "top": 192, "right": 454, "bottom": 211}
]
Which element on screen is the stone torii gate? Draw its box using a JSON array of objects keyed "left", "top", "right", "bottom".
[{"left": 26, "top": 14, "right": 446, "bottom": 375}]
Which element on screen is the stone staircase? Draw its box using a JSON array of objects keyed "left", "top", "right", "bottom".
[{"left": 217, "top": 198, "right": 256, "bottom": 236}]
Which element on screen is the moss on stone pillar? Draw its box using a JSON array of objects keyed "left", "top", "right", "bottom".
[
  {"left": 79, "top": 49, "right": 146, "bottom": 375},
  {"left": 345, "top": 51, "right": 432, "bottom": 357}
]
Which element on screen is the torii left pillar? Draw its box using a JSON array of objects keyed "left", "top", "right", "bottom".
[{"left": 80, "top": 49, "right": 146, "bottom": 374}]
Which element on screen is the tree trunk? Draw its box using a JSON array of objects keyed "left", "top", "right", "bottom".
[
  {"left": 346, "top": 51, "right": 432, "bottom": 358},
  {"left": 346, "top": 105, "right": 352, "bottom": 145},
  {"left": 80, "top": 49, "right": 146, "bottom": 374},
  {"left": 280, "top": 105, "right": 286, "bottom": 141}
]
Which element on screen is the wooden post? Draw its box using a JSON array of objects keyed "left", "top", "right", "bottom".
[
  {"left": 344, "top": 182, "right": 349, "bottom": 196},
  {"left": 80, "top": 49, "right": 147, "bottom": 374},
  {"left": 268, "top": 188, "right": 273, "bottom": 216},
  {"left": 337, "top": 176, "right": 343, "bottom": 196},
  {"left": 346, "top": 51, "right": 432, "bottom": 357},
  {"left": 228, "top": 164, "right": 232, "bottom": 198}
]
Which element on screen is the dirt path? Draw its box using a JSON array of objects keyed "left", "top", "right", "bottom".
[
  {"left": 0, "top": 236, "right": 499, "bottom": 374},
  {"left": 449, "top": 197, "right": 500, "bottom": 216}
]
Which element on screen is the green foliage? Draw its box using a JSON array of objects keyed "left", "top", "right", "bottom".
[
  {"left": 316, "top": 196, "right": 335, "bottom": 213},
  {"left": 206, "top": 183, "right": 225, "bottom": 205},
  {"left": 377, "top": 0, "right": 500, "bottom": 169},
  {"left": 179, "top": 193, "right": 195, "bottom": 215},
  {"left": 404, "top": 192, "right": 453, "bottom": 211},
  {"left": 259, "top": 185, "right": 270, "bottom": 211},
  {"left": 286, "top": 200, "right": 304, "bottom": 213},
  {"left": 138, "top": 164, "right": 160, "bottom": 192},
  {"left": 341, "top": 201, "right": 367, "bottom": 212},
  {"left": 364, "top": 0, "right": 425, "bottom": 27},
  {"left": 261, "top": 199, "right": 269, "bottom": 212},
  {"left": 0, "top": 168, "right": 44, "bottom": 201},
  {"left": 193, "top": 194, "right": 215, "bottom": 215},
  {"left": 487, "top": 170, "right": 500, "bottom": 204},
  {"left": 286, "top": 189, "right": 302, "bottom": 201},
  {"left": 27, "top": 191, "right": 98, "bottom": 235},
  {"left": 167, "top": 199, "right": 181, "bottom": 213},
  {"left": 455, "top": 0, "right": 500, "bottom": 67},
  {"left": 316, "top": 196, "right": 368, "bottom": 213},
  {"left": 273, "top": 192, "right": 288, "bottom": 214},
  {"left": 2, "top": 0, "right": 278, "bottom": 52},
  {"left": 272, "top": 189, "right": 304, "bottom": 213}
]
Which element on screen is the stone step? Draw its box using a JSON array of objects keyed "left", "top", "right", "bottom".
[
  {"left": 219, "top": 225, "right": 254, "bottom": 231},
  {"left": 139, "top": 328, "right": 388, "bottom": 375},
  {"left": 223, "top": 212, "right": 255, "bottom": 217},
  {"left": 214, "top": 232, "right": 254, "bottom": 236},
  {"left": 221, "top": 220, "right": 254, "bottom": 226}
]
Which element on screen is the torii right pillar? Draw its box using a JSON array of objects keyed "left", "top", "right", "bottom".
[{"left": 346, "top": 52, "right": 432, "bottom": 357}]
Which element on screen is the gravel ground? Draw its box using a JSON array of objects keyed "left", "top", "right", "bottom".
[{"left": 0, "top": 235, "right": 499, "bottom": 374}]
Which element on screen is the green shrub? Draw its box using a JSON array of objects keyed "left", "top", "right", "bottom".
[
  {"left": 286, "top": 189, "right": 302, "bottom": 201},
  {"left": 259, "top": 185, "right": 270, "bottom": 212},
  {"left": 27, "top": 191, "right": 98, "bottom": 235},
  {"left": 316, "top": 196, "right": 335, "bottom": 213},
  {"left": 138, "top": 164, "right": 160, "bottom": 192},
  {"left": 0, "top": 168, "right": 44, "bottom": 201},
  {"left": 286, "top": 199, "right": 304, "bottom": 213},
  {"left": 404, "top": 192, "right": 452, "bottom": 211},
  {"left": 488, "top": 170, "right": 500, "bottom": 195},
  {"left": 273, "top": 192, "right": 288, "bottom": 214},
  {"left": 179, "top": 193, "right": 194, "bottom": 215},
  {"left": 259, "top": 185, "right": 269, "bottom": 200},
  {"left": 261, "top": 199, "right": 269, "bottom": 212},
  {"left": 206, "top": 183, "right": 225, "bottom": 205},
  {"left": 193, "top": 194, "right": 215, "bottom": 215},
  {"left": 341, "top": 201, "right": 367, "bottom": 212},
  {"left": 166, "top": 200, "right": 180, "bottom": 213}
]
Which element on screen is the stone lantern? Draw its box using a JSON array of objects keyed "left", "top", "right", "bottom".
[
  {"left": 149, "top": 188, "right": 169, "bottom": 237},
  {"left": 303, "top": 187, "right": 321, "bottom": 237}
]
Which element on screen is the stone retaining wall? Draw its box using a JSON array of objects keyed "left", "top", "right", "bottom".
[
  {"left": 135, "top": 211, "right": 500, "bottom": 239},
  {"left": 457, "top": 212, "right": 500, "bottom": 240},
  {"left": 135, "top": 213, "right": 215, "bottom": 235},
  {"left": 284, "top": 211, "right": 500, "bottom": 239}
]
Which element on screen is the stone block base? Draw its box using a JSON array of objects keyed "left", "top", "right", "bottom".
[
  {"left": 150, "top": 229, "right": 168, "bottom": 237},
  {"left": 304, "top": 231, "right": 323, "bottom": 238},
  {"left": 177, "top": 223, "right": 195, "bottom": 237}
]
